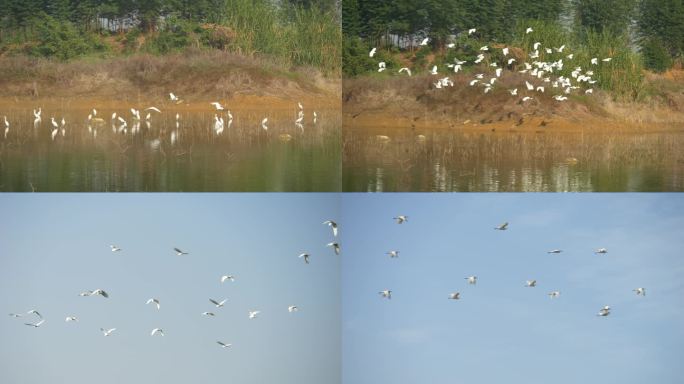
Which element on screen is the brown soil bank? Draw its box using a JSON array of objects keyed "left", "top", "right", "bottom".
[
  {"left": 0, "top": 51, "right": 340, "bottom": 110},
  {"left": 343, "top": 71, "right": 684, "bottom": 133}
]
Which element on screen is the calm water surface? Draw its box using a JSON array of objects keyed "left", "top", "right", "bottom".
[
  {"left": 0, "top": 108, "right": 340, "bottom": 191},
  {"left": 343, "top": 127, "right": 684, "bottom": 192}
]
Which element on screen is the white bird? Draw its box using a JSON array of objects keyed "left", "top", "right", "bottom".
[
  {"left": 387, "top": 250, "right": 399, "bottom": 258},
  {"left": 447, "top": 43, "right": 455, "bottom": 48},
  {"left": 217, "top": 341, "right": 232, "bottom": 348},
  {"left": 299, "top": 253, "right": 310, "bottom": 264},
  {"left": 468, "top": 28, "right": 476, "bottom": 35},
  {"left": 525, "top": 280, "right": 537, "bottom": 287},
  {"left": 25, "top": 319, "right": 45, "bottom": 328},
  {"left": 495, "top": 222, "right": 509, "bottom": 230},
  {"left": 525, "top": 81, "right": 534, "bottom": 91},
  {"left": 169, "top": 92, "right": 180, "bottom": 102},
  {"left": 83, "top": 289, "right": 109, "bottom": 298},
  {"left": 547, "top": 249, "right": 562, "bottom": 254},
  {"left": 495, "top": 68, "right": 502, "bottom": 77},
  {"left": 522, "top": 96, "right": 533, "bottom": 102},
  {"left": 393, "top": 215, "right": 408, "bottom": 224},
  {"left": 33, "top": 108, "right": 42, "bottom": 127},
  {"left": 369, "top": 48, "right": 376, "bottom": 57},
  {"left": 210, "top": 102, "right": 224, "bottom": 111},
  {"left": 430, "top": 65, "right": 438, "bottom": 75},
  {"left": 378, "top": 61, "right": 386, "bottom": 72},
  {"left": 548, "top": 291, "right": 560, "bottom": 298},
  {"left": 591, "top": 58, "right": 598, "bottom": 65},
  {"left": 633, "top": 287, "right": 646, "bottom": 296},
  {"left": 261, "top": 118, "right": 268, "bottom": 130},
  {"left": 248, "top": 310, "right": 260, "bottom": 319},
  {"left": 526, "top": 27, "right": 533, "bottom": 34},
  {"left": 379, "top": 290, "right": 392, "bottom": 299},
  {"left": 327, "top": 242, "right": 340, "bottom": 255},
  {"left": 173, "top": 247, "right": 188, "bottom": 256},
  {"left": 65, "top": 316, "right": 78, "bottom": 322},
  {"left": 502, "top": 47, "right": 509, "bottom": 56},
  {"left": 465, "top": 276, "right": 477, "bottom": 285},
  {"left": 533, "top": 42, "right": 541, "bottom": 51},
  {"left": 146, "top": 298, "right": 160, "bottom": 310},
  {"left": 536, "top": 86, "right": 545, "bottom": 93},
  {"left": 597, "top": 305, "right": 611, "bottom": 316},
  {"left": 220, "top": 275, "right": 235, "bottom": 283},
  {"left": 420, "top": 37, "right": 429, "bottom": 46},
  {"left": 398, "top": 67, "right": 412, "bottom": 76},
  {"left": 145, "top": 107, "right": 161, "bottom": 113},
  {"left": 202, "top": 312, "right": 215, "bottom": 316},
  {"left": 323, "top": 220, "right": 338, "bottom": 236},
  {"left": 110, "top": 245, "right": 121, "bottom": 252},
  {"left": 101, "top": 328, "right": 116, "bottom": 336},
  {"left": 507, "top": 58, "right": 516, "bottom": 65},
  {"left": 469, "top": 79, "right": 479, "bottom": 86},
  {"left": 2, "top": 116, "right": 8, "bottom": 139},
  {"left": 448, "top": 292, "right": 460, "bottom": 300},
  {"left": 595, "top": 248, "right": 608, "bottom": 254},
  {"left": 8, "top": 313, "right": 23, "bottom": 318},
  {"left": 209, "top": 299, "right": 227, "bottom": 308},
  {"left": 509, "top": 88, "right": 518, "bottom": 96},
  {"left": 288, "top": 305, "right": 299, "bottom": 313},
  {"left": 585, "top": 89, "right": 593, "bottom": 94},
  {"left": 602, "top": 58, "right": 612, "bottom": 62},
  {"left": 150, "top": 328, "right": 164, "bottom": 336},
  {"left": 479, "top": 46, "right": 489, "bottom": 51}
]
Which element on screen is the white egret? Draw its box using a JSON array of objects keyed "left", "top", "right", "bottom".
[
  {"left": 323, "top": 220, "right": 338, "bottom": 236},
  {"left": 502, "top": 47, "right": 509, "bottom": 56},
  {"left": 602, "top": 58, "right": 612, "bottom": 62},
  {"left": 507, "top": 58, "right": 516, "bottom": 65},
  {"left": 548, "top": 291, "right": 560, "bottom": 298},
  {"left": 288, "top": 305, "right": 299, "bottom": 313},
  {"left": 378, "top": 61, "right": 386, "bottom": 72},
  {"left": 522, "top": 96, "right": 533, "bottom": 102},
  {"left": 209, "top": 299, "right": 227, "bottom": 308},
  {"left": 420, "top": 37, "right": 429, "bottom": 46},
  {"left": 526, "top": 27, "right": 533, "bottom": 34},
  {"left": 25, "top": 319, "right": 45, "bottom": 328},
  {"left": 248, "top": 310, "right": 260, "bottom": 319},
  {"left": 217, "top": 341, "right": 232, "bottom": 348},
  {"left": 65, "top": 316, "right": 78, "bottom": 322},
  {"left": 387, "top": 250, "right": 399, "bottom": 258},
  {"left": 479, "top": 46, "right": 489, "bottom": 51},
  {"left": 369, "top": 48, "right": 376, "bottom": 57},
  {"left": 525, "top": 280, "right": 537, "bottom": 287},
  {"left": 393, "top": 215, "right": 408, "bottom": 224},
  {"left": 547, "top": 249, "right": 562, "bottom": 254},
  {"left": 146, "top": 298, "right": 161, "bottom": 310},
  {"left": 150, "top": 328, "right": 164, "bottom": 336},
  {"left": 430, "top": 65, "right": 438, "bottom": 75},
  {"left": 595, "top": 248, "right": 608, "bottom": 254},
  {"left": 633, "top": 288, "right": 646, "bottom": 296},
  {"left": 468, "top": 28, "right": 476, "bottom": 35},
  {"left": 591, "top": 58, "right": 598, "bottom": 65},
  {"left": 3, "top": 116, "right": 8, "bottom": 139},
  {"left": 448, "top": 292, "right": 460, "bottom": 300},
  {"left": 495, "top": 68, "right": 502, "bottom": 77},
  {"left": 261, "top": 118, "right": 268, "bottom": 130},
  {"left": 299, "top": 253, "right": 310, "bottom": 264},
  {"left": 173, "top": 247, "right": 189, "bottom": 256},
  {"left": 525, "top": 81, "right": 534, "bottom": 91},
  {"left": 202, "top": 312, "right": 215, "bottom": 316},
  {"left": 509, "top": 88, "right": 518, "bottom": 96},
  {"left": 220, "top": 275, "right": 235, "bottom": 283},
  {"left": 465, "top": 276, "right": 477, "bottom": 285},
  {"left": 210, "top": 102, "right": 224, "bottom": 111},
  {"left": 101, "top": 328, "right": 116, "bottom": 336},
  {"left": 327, "top": 242, "right": 340, "bottom": 255},
  {"left": 379, "top": 290, "right": 392, "bottom": 299},
  {"left": 110, "top": 245, "right": 121, "bottom": 252}
]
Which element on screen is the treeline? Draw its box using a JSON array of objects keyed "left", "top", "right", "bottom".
[
  {"left": 0, "top": 0, "right": 341, "bottom": 73},
  {"left": 343, "top": 0, "right": 684, "bottom": 74}
]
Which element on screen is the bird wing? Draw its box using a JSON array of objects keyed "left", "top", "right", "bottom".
[
  {"left": 100, "top": 290, "right": 109, "bottom": 298},
  {"left": 209, "top": 299, "right": 220, "bottom": 306}
]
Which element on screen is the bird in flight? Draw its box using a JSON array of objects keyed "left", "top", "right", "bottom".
[
  {"left": 633, "top": 287, "right": 646, "bottom": 296},
  {"left": 379, "top": 290, "right": 392, "bottom": 299},
  {"left": 323, "top": 220, "right": 338, "bottom": 237},
  {"left": 548, "top": 291, "right": 561, "bottom": 298},
  {"left": 150, "top": 328, "right": 165, "bottom": 337},
  {"left": 81, "top": 289, "right": 109, "bottom": 298},
  {"left": 525, "top": 280, "right": 537, "bottom": 287},
  {"left": 465, "top": 276, "right": 477, "bottom": 285},
  {"left": 387, "top": 250, "right": 399, "bottom": 258},
  {"left": 547, "top": 249, "right": 563, "bottom": 254},
  {"left": 65, "top": 316, "right": 78, "bottom": 322},
  {"left": 146, "top": 298, "right": 161, "bottom": 310},
  {"left": 597, "top": 305, "right": 611, "bottom": 317},
  {"left": 25, "top": 319, "right": 46, "bottom": 328},
  {"left": 327, "top": 242, "right": 340, "bottom": 255},
  {"left": 494, "top": 222, "right": 508, "bottom": 230},
  {"left": 393, "top": 215, "right": 408, "bottom": 224},
  {"left": 210, "top": 102, "right": 224, "bottom": 111},
  {"left": 202, "top": 312, "right": 215, "bottom": 317},
  {"left": 101, "top": 328, "right": 117, "bottom": 336},
  {"left": 173, "top": 248, "right": 189, "bottom": 256},
  {"left": 288, "top": 305, "right": 299, "bottom": 313},
  {"left": 299, "top": 253, "right": 310, "bottom": 264},
  {"left": 594, "top": 248, "right": 608, "bottom": 254},
  {"left": 217, "top": 341, "right": 232, "bottom": 348},
  {"left": 209, "top": 299, "right": 227, "bottom": 308},
  {"left": 248, "top": 310, "right": 260, "bottom": 319},
  {"left": 448, "top": 292, "right": 460, "bottom": 300},
  {"left": 220, "top": 275, "right": 235, "bottom": 283},
  {"left": 110, "top": 245, "right": 121, "bottom": 252}
]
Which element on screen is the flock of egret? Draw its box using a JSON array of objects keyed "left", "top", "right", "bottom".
[
  {"left": 8, "top": 218, "right": 340, "bottom": 350},
  {"left": 377, "top": 218, "right": 646, "bottom": 318},
  {"left": 1, "top": 92, "right": 319, "bottom": 143},
  {"left": 370, "top": 26, "right": 612, "bottom": 104}
]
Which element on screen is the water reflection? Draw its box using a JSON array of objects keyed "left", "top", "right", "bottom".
[
  {"left": 0, "top": 108, "right": 340, "bottom": 191},
  {"left": 343, "top": 127, "right": 684, "bottom": 192}
]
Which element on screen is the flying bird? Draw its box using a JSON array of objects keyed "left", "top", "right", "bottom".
[
  {"left": 299, "top": 253, "right": 310, "bottom": 264},
  {"left": 288, "top": 305, "right": 299, "bottom": 313},
  {"left": 146, "top": 298, "right": 161, "bottom": 310},
  {"left": 547, "top": 249, "right": 563, "bottom": 254},
  {"left": 420, "top": 37, "right": 429, "bottom": 46},
  {"left": 379, "top": 290, "right": 392, "bottom": 299},
  {"left": 220, "top": 275, "right": 235, "bottom": 283},
  {"left": 327, "top": 242, "right": 340, "bottom": 255},
  {"left": 448, "top": 292, "right": 460, "bottom": 300},
  {"left": 525, "top": 280, "right": 537, "bottom": 287},
  {"left": 202, "top": 312, "right": 215, "bottom": 317},
  {"left": 65, "top": 316, "right": 78, "bottom": 322},
  {"left": 101, "top": 328, "right": 116, "bottom": 336},
  {"left": 393, "top": 215, "right": 408, "bottom": 224},
  {"left": 633, "top": 287, "right": 646, "bottom": 296},
  {"left": 597, "top": 305, "right": 611, "bottom": 317},
  {"left": 323, "top": 220, "right": 338, "bottom": 237},
  {"left": 248, "top": 310, "right": 260, "bottom": 319},
  {"left": 210, "top": 102, "right": 224, "bottom": 111},
  {"left": 217, "top": 341, "right": 232, "bottom": 348},
  {"left": 595, "top": 248, "right": 608, "bottom": 254},
  {"left": 386, "top": 250, "right": 399, "bottom": 258},
  {"left": 465, "top": 276, "right": 477, "bottom": 285},
  {"left": 25, "top": 319, "right": 45, "bottom": 328},
  {"left": 110, "top": 245, "right": 121, "bottom": 252},
  {"left": 209, "top": 299, "right": 227, "bottom": 308},
  {"left": 173, "top": 248, "right": 188, "bottom": 256},
  {"left": 548, "top": 291, "right": 560, "bottom": 298},
  {"left": 369, "top": 48, "right": 376, "bottom": 57},
  {"left": 150, "top": 328, "right": 164, "bottom": 337},
  {"left": 495, "top": 222, "right": 509, "bottom": 230}
]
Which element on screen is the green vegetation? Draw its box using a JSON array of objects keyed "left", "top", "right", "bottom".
[
  {"left": 344, "top": 0, "right": 684, "bottom": 99},
  {"left": 0, "top": 0, "right": 341, "bottom": 74}
]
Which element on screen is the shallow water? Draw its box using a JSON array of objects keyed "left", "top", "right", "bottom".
[
  {"left": 0, "top": 107, "right": 340, "bottom": 191},
  {"left": 343, "top": 127, "right": 684, "bottom": 192}
]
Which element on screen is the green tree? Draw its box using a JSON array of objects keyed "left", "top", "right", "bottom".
[{"left": 574, "top": 0, "right": 637, "bottom": 35}]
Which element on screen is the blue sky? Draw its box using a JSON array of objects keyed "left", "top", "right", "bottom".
[
  {"left": 0, "top": 194, "right": 340, "bottom": 384},
  {"left": 342, "top": 194, "right": 684, "bottom": 384}
]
